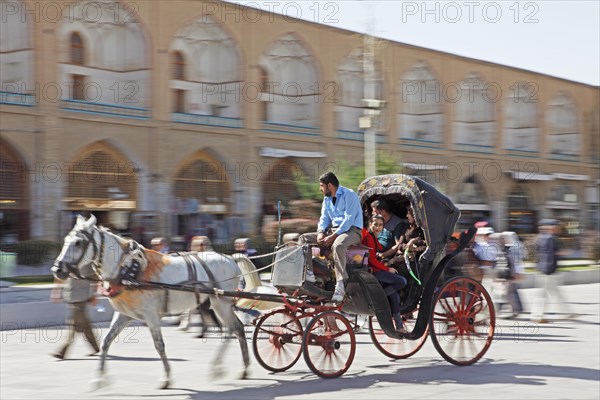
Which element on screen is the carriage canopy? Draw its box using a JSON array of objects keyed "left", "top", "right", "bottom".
[{"left": 357, "top": 174, "right": 460, "bottom": 265}]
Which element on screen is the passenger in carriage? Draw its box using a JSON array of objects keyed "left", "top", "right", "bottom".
[
  {"left": 362, "top": 214, "right": 408, "bottom": 334},
  {"left": 381, "top": 206, "right": 427, "bottom": 268},
  {"left": 299, "top": 172, "right": 363, "bottom": 303},
  {"left": 370, "top": 198, "right": 407, "bottom": 256}
]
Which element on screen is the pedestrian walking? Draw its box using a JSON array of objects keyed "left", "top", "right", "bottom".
[
  {"left": 473, "top": 226, "right": 498, "bottom": 303},
  {"left": 50, "top": 275, "right": 100, "bottom": 359},
  {"left": 532, "top": 219, "right": 573, "bottom": 323},
  {"left": 499, "top": 232, "right": 526, "bottom": 318}
]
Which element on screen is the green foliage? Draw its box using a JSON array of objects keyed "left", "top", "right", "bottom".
[
  {"left": 296, "top": 150, "right": 401, "bottom": 202},
  {"left": 16, "top": 240, "right": 61, "bottom": 266}
]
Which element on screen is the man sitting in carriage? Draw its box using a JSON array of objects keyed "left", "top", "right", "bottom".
[
  {"left": 370, "top": 198, "right": 407, "bottom": 255},
  {"left": 383, "top": 205, "right": 427, "bottom": 269},
  {"left": 299, "top": 172, "right": 363, "bottom": 302}
]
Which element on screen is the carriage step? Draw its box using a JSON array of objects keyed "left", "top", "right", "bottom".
[{"left": 299, "top": 282, "right": 333, "bottom": 300}]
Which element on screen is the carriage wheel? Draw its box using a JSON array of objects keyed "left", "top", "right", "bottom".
[
  {"left": 429, "top": 277, "right": 495, "bottom": 366},
  {"left": 369, "top": 307, "right": 428, "bottom": 359},
  {"left": 302, "top": 311, "right": 356, "bottom": 378},
  {"left": 252, "top": 309, "right": 303, "bottom": 373}
]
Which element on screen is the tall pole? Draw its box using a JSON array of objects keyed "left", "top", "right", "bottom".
[{"left": 363, "top": 29, "right": 377, "bottom": 178}]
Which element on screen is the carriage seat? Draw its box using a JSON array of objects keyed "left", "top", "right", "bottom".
[{"left": 311, "top": 244, "right": 370, "bottom": 277}]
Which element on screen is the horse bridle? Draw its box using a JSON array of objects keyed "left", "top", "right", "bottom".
[{"left": 54, "top": 227, "right": 105, "bottom": 281}]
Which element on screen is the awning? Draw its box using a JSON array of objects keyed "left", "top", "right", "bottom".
[
  {"left": 508, "top": 171, "right": 554, "bottom": 181},
  {"left": 454, "top": 203, "right": 490, "bottom": 211},
  {"left": 260, "top": 147, "right": 327, "bottom": 158},
  {"left": 551, "top": 173, "right": 589, "bottom": 181},
  {"left": 401, "top": 163, "right": 448, "bottom": 170}
]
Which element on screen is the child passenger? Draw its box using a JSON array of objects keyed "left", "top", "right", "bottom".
[{"left": 362, "top": 214, "right": 408, "bottom": 334}]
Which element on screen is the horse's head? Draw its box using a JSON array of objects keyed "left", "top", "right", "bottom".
[{"left": 51, "top": 214, "right": 100, "bottom": 281}]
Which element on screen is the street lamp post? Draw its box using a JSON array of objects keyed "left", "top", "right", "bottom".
[{"left": 359, "top": 27, "right": 386, "bottom": 179}]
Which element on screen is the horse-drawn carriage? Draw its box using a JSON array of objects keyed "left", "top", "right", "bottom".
[
  {"left": 51, "top": 174, "right": 495, "bottom": 388},
  {"left": 252, "top": 174, "right": 495, "bottom": 377}
]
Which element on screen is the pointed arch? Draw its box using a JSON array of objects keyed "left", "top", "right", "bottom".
[
  {"left": 173, "top": 150, "right": 231, "bottom": 212},
  {"left": 336, "top": 47, "right": 385, "bottom": 133},
  {"left": 0, "top": 139, "right": 30, "bottom": 240},
  {"left": 454, "top": 175, "right": 489, "bottom": 205},
  {"left": 261, "top": 160, "right": 304, "bottom": 215},
  {"left": 58, "top": 0, "right": 151, "bottom": 110},
  {"left": 503, "top": 82, "right": 539, "bottom": 151},
  {"left": 398, "top": 61, "right": 443, "bottom": 142},
  {"left": 259, "top": 33, "right": 321, "bottom": 127},
  {"left": 453, "top": 73, "right": 496, "bottom": 148},
  {"left": 66, "top": 141, "right": 138, "bottom": 205},
  {"left": 546, "top": 92, "right": 580, "bottom": 157},
  {"left": 169, "top": 15, "right": 243, "bottom": 119},
  {"left": 0, "top": 0, "right": 34, "bottom": 104}
]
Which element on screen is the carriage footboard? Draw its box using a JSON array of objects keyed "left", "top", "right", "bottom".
[{"left": 344, "top": 271, "right": 406, "bottom": 340}]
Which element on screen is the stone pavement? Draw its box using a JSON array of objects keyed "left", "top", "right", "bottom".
[{"left": 1, "top": 283, "right": 599, "bottom": 400}]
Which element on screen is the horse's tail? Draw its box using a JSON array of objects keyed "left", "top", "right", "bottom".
[
  {"left": 231, "top": 254, "right": 280, "bottom": 312},
  {"left": 231, "top": 254, "right": 261, "bottom": 290}
]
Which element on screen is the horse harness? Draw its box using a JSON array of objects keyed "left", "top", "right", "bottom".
[{"left": 169, "top": 252, "right": 219, "bottom": 305}]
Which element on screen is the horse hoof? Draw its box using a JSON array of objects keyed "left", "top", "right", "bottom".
[
  {"left": 211, "top": 366, "right": 225, "bottom": 380},
  {"left": 158, "top": 379, "right": 170, "bottom": 389},
  {"left": 239, "top": 370, "right": 250, "bottom": 380},
  {"left": 91, "top": 376, "right": 109, "bottom": 391}
]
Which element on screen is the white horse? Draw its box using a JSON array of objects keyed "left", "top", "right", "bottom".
[{"left": 51, "top": 215, "right": 250, "bottom": 389}]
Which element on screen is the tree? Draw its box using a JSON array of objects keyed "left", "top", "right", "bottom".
[{"left": 296, "top": 151, "right": 400, "bottom": 202}]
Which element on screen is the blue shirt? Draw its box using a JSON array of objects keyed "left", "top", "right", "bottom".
[
  {"left": 318, "top": 185, "right": 363, "bottom": 234},
  {"left": 377, "top": 228, "right": 395, "bottom": 251}
]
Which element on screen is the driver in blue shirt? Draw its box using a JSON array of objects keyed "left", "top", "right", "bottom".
[{"left": 300, "top": 172, "right": 363, "bottom": 302}]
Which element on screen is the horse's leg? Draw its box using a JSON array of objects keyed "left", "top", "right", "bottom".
[
  {"left": 145, "top": 312, "right": 171, "bottom": 389},
  {"left": 197, "top": 300, "right": 222, "bottom": 338},
  {"left": 210, "top": 298, "right": 250, "bottom": 379},
  {"left": 95, "top": 312, "right": 131, "bottom": 389}
]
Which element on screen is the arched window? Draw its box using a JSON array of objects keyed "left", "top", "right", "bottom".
[
  {"left": 503, "top": 82, "right": 539, "bottom": 151},
  {"left": 453, "top": 74, "right": 496, "bottom": 147},
  {"left": 70, "top": 32, "right": 84, "bottom": 65},
  {"left": 67, "top": 149, "right": 137, "bottom": 201},
  {"left": 546, "top": 93, "right": 580, "bottom": 157},
  {"left": 169, "top": 16, "right": 242, "bottom": 119},
  {"left": 174, "top": 158, "right": 230, "bottom": 208},
  {"left": 454, "top": 175, "right": 488, "bottom": 205},
  {"left": 260, "top": 34, "right": 320, "bottom": 127},
  {"left": 336, "top": 48, "right": 384, "bottom": 134},
  {"left": 172, "top": 51, "right": 185, "bottom": 80},
  {"left": 398, "top": 62, "right": 443, "bottom": 141}
]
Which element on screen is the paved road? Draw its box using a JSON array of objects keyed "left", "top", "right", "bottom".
[{"left": 1, "top": 284, "right": 599, "bottom": 400}]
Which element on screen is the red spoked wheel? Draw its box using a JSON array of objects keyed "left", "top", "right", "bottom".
[
  {"left": 369, "top": 307, "right": 428, "bottom": 359},
  {"left": 252, "top": 309, "right": 303, "bottom": 372},
  {"left": 429, "top": 276, "right": 495, "bottom": 366},
  {"left": 302, "top": 311, "right": 356, "bottom": 378}
]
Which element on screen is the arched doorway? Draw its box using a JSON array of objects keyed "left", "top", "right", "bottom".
[
  {"left": 452, "top": 175, "right": 491, "bottom": 230},
  {"left": 0, "top": 141, "right": 29, "bottom": 245},
  {"left": 173, "top": 152, "right": 231, "bottom": 246},
  {"left": 507, "top": 185, "right": 536, "bottom": 234},
  {"left": 261, "top": 160, "right": 302, "bottom": 217},
  {"left": 63, "top": 143, "right": 137, "bottom": 236}
]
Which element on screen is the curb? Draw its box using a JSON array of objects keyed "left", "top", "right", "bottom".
[{"left": 1, "top": 269, "right": 598, "bottom": 331}]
